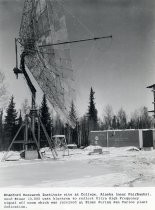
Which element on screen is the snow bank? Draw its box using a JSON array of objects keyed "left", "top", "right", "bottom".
[
  {"left": 84, "top": 145, "right": 103, "bottom": 151},
  {"left": 84, "top": 145, "right": 139, "bottom": 152},
  {"left": 124, "top": 146, "right": 139, "bottom": 151},
  {"left": 0, "top": 151, "right": 5, "bottom": 161},
  {"left": 0, "top": 151, "right": 21, "bottom": 161}
]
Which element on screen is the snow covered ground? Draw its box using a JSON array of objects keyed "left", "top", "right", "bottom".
[{"left": 0, "top": 146, "right": 155, "bottom": 187}]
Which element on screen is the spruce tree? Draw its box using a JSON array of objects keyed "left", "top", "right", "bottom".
[
  {"left": 17, "top": 110, "right": 23, "bottom": 126},
  {"left": 69, "top": 101, "right": 78, "bottom": 124},
  {"left": 112, "top": 115, "right": 117, "bottom": 129},
  {"left": 40, "top": 94, "right": 52, "bottom": 146},
  {"left": 87, "top": 87, "right": 98, "bottom": 130},
  {"left": 53, "top": 114, "right": 64, "bottom": 135},
  {"left": 16, "top": 110, "right": 24, "bottom": 143},
  {"left": 68, "top": 101, "right": 78, "bottom": 144},
  {"left": 4, "top": 96, "right": 17, "bottom": 146},
  {"left": 80, "top": 115, "right": 89, "bottom": 146}
]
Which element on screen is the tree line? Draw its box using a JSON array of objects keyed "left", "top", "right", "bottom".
[{"left": 0, "top": 71, "right": 153, "bottom": 150}]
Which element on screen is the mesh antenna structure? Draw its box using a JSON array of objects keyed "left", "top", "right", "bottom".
[
  {"left": 14, "top": 0, "right": 112, "bottom": 127},
  {"left": 2, "top": 0, "right": 112, "bottom": 161},
  {"left": 18, "top": 0, "right": 76, "bottom": 128}
]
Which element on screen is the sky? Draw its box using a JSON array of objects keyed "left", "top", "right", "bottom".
[{"left": 0, "top": 0, "right": 155, "bottom": 119}]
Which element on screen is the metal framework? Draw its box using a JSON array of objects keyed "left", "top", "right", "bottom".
[
  {"left": 2, "top": 52, "right": 57, "bottom": 161},
  {"left": 18, "top": 0, "right": 112, "bottom": 128},
  {"left": 2, "top": 0, "right": 112, "bottom": 160},
  {"left": 19, "top": 0, "right": 76, "bottom": 127}
]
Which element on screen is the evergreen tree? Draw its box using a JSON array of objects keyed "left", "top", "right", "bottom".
[
  {"left": 53, "top": 114, "right": 64, "bottom": 135},
  {"left": 112, "top": 115, "right": 117, "bottom": 129},
  {"left": 16, "top": 110, "right": 24, "bottom": 143},
  {"left": 17, "top": 110, "right": 23, "bottom": 126},
  {"left": 87, "top": 87, "right": 98, "bottom": 131},
  {"left": 79, "top": 115, "right": 89, "bottom": 146},
  {"left": 40, "top": 94, "right": 52, "bottom": 146},
  {"left": 68, "top": 101, "right": 78, "bottom": 145},
  {"left": 4, "top": 96, "right": 17, "bottom": 146},
  {"left": 69, "top": 101, "right": 78, "bottom": 124},
  {"left": 116, "top": 118, "right": 120, "bottom": 129}
]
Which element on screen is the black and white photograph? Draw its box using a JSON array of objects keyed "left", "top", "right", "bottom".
[{"left": 0, "top": 0, "right": 155, "bottom": 208}]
